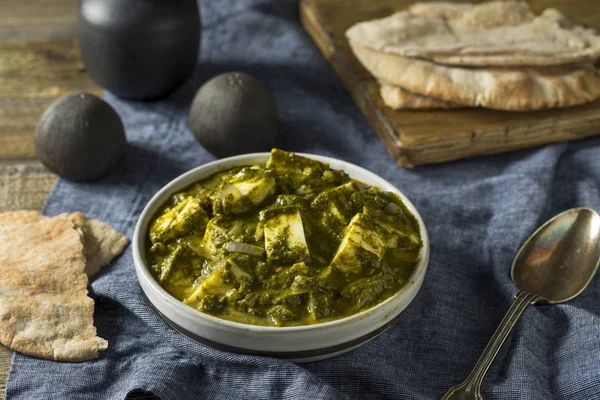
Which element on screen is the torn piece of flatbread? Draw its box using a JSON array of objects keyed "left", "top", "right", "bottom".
[
  {"left": 0, "top": 214, "right": 108, "bottom": 361},
  {"left": 0, "top": 210, "right": 46, "bottom": 226},
  {"left": 0, "top": 210, "right": 129, "bottom": 277},
  {"left": 406, "top": 1, "right": 474, "bottom": 19},
  {"left": 380, "top": 83, "right": 460, "bottom": 110},
  {"left": 346, "top": 1, "right": 600, "bottom": 67},
  {"left": 349, "top": 42, "right": 600, "bottom": 111},
  {"left": 69, "top": 212, "right": 129, "bottom": 277}
]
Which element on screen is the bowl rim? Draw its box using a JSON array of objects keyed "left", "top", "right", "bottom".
[{"left": 132, "top": 152, "right": 430, "bottom": 332}]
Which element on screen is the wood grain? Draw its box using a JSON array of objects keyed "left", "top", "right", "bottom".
[
  {"left": 0, "top": 39, "right": 100, "bottom": 160},
  {"left": 0, "top": 162, "right": 57, "bottom": 211},
  {"left": 0, "top": 0, "right": 77, "bottom": 39},
  {"left": 0, "top": 347, "right": 11, "bottom": 400},
  {"left": 0, "top": 1, "right": 99, "bottom": 398},
  {"left": 300, "top": 0, "right": 600, "bottom": 167},
  {"left": 0, "top": 161, "right": 56, "bottom": 399},
  {"left": 0, "top": 39, "right": 98, "bottom": 101}
]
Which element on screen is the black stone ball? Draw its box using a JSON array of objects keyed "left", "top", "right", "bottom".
[
  {"left": 189, "top": 72, "right": 279, "bottom": 157},
  {"left": 35, "top": 92, "right": 127, "bottom": 182}
]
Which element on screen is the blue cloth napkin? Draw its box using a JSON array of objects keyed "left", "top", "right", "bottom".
[{"left": 6, "top": 1, "right": 600, "bottom": 399}]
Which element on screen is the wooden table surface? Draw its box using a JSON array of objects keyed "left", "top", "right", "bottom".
[{"left": 0, "top": 0, "right": 101, "bottom": 397}]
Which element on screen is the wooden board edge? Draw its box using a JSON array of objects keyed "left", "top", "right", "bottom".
[
  {"left": 407, "top": 112, "right": 600, "bottom": 165},
  {"left": 298, "top": 0, "right": 414, "bottom": 168},
  {"left": 0, "top": 345, "right": 12, "bottom": 400}
]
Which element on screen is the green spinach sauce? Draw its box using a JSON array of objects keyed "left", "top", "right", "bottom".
[{"left": 146, "top": 149, "right": 422, "bottom": 326}]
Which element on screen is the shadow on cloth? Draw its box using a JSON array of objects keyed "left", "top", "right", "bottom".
[
  {"left": 99, "top": 142, "right": 191, "bottom": 189},
  {"left": 163, "top": 60, "right": 348, "bottom": 111}
]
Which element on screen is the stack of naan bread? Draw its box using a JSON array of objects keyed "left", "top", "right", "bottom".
[{"left": 346, "top": 1, "right": 600, "bottom": 110}]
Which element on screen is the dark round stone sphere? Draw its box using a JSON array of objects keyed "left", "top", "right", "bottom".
[
  {"left": 189, "top": 72, "right": 279, "bottom": 157},
  {"left": 35, "top": 92, "right": 127, "bottom": 182}
]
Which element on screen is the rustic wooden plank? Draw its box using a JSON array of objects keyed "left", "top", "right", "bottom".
[
  {"left": 0, "top": 346, "right": 11, "bottom": 400},
  {"left": 0, "top": 161, "right": 56, "bottom": 211},
  {"left": 0, "top": 100, "right": 52, "bottom": 160},
  {"left": 0, "top": 0, "right": 77, "bottom": 39},
  {"left": 0, "top": 39, "right": 100, "bottom": 101},
  {"left": 0, "top": 3, "right": 100, "bottom": 396},
  {"left": 0, "top": 39, "right": 103, "bottom": 161},
  {"left": 300, "top": 0, "right": 600, "bottom": 167},
  {"left": 0, "top": 161, "right": 56, "bottom": 400}
]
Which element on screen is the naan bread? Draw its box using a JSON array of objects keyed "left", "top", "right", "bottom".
[
  {"left": 380, "top": 83, "right": 460, "bottom": 109},
  {"left": 350, "top": 42, "right": 600, "bottom": 110},
  {"left": 0, "top": 214, "right": 108, "bottom": 361},
  {"left": 69, "top": 212, "right": 129, "bottom": 277},
  {"left": 346, "top": 1, "right": 600, "bottom": 66},
  {"left": 0, "top": 210, "right": 129, "bottom": 277},
  {"left": 0, "top": 210, "right": 45, "bottom": 226},
  {"left": 406, "top": 1, "right": 474, "bottom": 19}
]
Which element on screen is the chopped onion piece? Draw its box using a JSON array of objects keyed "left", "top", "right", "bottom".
[
  {"left": 254, "top": 224, "right": 264, "bottom": 242},
  {"left": 227, "top": 259, "right": 251, "bottom": 279},
  {"left": 229, "top": 224, "right": 243, "bottom": 236},
  {"left": 225, "top": 242, "right": 264, "bottom": 256}
]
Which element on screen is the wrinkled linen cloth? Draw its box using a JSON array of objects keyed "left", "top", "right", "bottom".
[{"left": 6, "top": 1, "right": 600, "bottom": 399}]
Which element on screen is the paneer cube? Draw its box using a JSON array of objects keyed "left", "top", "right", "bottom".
[
  {"left": 311, "top": 182, "right": 357, "bottom": 239},
  {"left": 260, "top": 205, "right": 310, "bottom": 264},
  {"left": 362, "top": 204, "right": 421, "bottom": 250},
  {"left": 352, "top": 187, "right": 421, "bottom": 250},
  {"left": 183, "top": 258, "right": 250, "bottom": 306},
  {"left": 202, "top": 215, "right": 261, "bottom": 255},
  {"left": 266, "top": 148, "right": 349, "bottom": 194},
  {"left": 354, "top": 188, "right": 421, "bottom": 250},
  {"left": 212, "top": 168, "right": 276, "bottom": 215},
  {"left": 266, "top": 148, "right": 326, "bottom": 174},
  {"left": 330, "top": 213, "right": 391, "bottom": 275},
  {"left": 149, "top": 196, "right": 209, "bottom": 244},
  {"left": 202, "top": 216, "right": 228, "bottom": 254},
  {"left": 180, "top": 233, "right": 206, "bottom": 258},
  {"left": 379, "top": 221, "right": 422, "bottom": 250}
]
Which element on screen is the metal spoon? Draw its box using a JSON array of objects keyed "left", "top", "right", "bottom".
[{"left": 442, "top": 207, "right": 600, "bottom": 400}]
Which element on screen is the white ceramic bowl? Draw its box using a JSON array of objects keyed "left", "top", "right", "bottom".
[{"left": 133, "top": 152, "right": 429, "bottom": 362}]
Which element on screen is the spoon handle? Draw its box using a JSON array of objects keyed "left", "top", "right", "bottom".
[{"left": 441, "top": 289, "right": 541, "bottom": 400}]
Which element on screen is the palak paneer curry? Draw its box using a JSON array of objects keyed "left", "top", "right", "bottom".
[{"left": 146, "top": 149, "right": 422, "bottom": 326}]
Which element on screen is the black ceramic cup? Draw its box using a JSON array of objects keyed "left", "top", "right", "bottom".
[{"left": 78, "top": 0, "right": 201, "bottom": 100}]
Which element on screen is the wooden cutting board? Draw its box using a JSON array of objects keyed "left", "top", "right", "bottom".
[{"left": 299, "top": 0, "right": 600, "bottom": 167}]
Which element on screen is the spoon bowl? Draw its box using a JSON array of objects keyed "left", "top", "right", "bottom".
[{"left": 512, "top": 207, "right": 600, "bottom": 303}]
